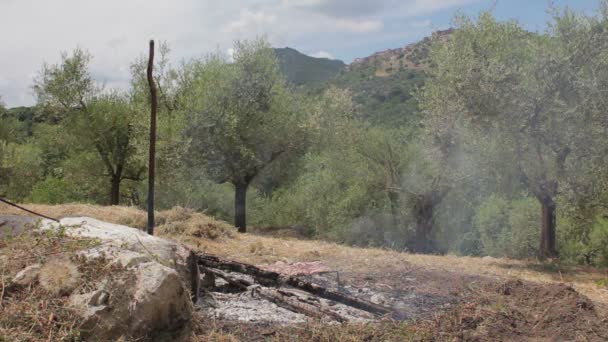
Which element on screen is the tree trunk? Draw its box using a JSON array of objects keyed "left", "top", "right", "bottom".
[
  {"left": 110, "top": 176, "right": 120, "bottom": 205},
  {"left": 410, "top": 188, "right": 449, "bottom": 254},
  {"left": 539, "top": 197, "right": 557, "bottom": 260},
  {"left": 234, "top": 182, "right": 248, "bottom": 233},
  {"left": 413, "top": 203, "right": 433, "bottom": 253},
  {"left": 387, "top": 191, "right": 400, "bottom": 229}
]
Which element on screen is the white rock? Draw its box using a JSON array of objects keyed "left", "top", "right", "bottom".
[
  {"left": 41, "top": 217, "right": 199, "bottom": 298},
  {"left": 38, "top": 217, "right": 198, "bottom": 341},
  {"left": 129, "top": 262, "right": 192, "bottom": 335}
]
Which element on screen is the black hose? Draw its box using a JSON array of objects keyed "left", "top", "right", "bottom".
[{"left": 0, "top": 198, "right": 59, "bottom": 222}]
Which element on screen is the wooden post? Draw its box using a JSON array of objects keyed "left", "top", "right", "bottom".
[{"left": 146, "top": 40, "right": 158, "bottom": 235}]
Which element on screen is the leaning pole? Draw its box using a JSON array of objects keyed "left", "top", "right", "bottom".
[{"left": 146, "top": 40, "right": 158, "bottom": 235}]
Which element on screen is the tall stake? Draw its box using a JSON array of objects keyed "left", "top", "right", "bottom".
[{"left": 147, "top": 40, "right": 158, "bottom": 235}]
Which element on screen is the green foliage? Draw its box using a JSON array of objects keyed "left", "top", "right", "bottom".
[
  {"left": 33, "top": 48, "right": 146, "bottom": 204},
  {"left": 0, "top": 142, "right": 44, "bottom": 200},
  {"left": 259, "top": 150, "right": 388, "bottom": 241},
  {"left": 29, "top": 177, "right": 82, "bottom": 204},
  {"left": 508, "top": 198, "right": 541, "bottom": 258},
  {"left": 421, "top": 9, "right": 608, "bottom": 258},
  {"left": 33, "top": 47, "right": 95, "bottom": 113},
  {"left": 474, "top": 195, "right": 510, "bottom": 257},
  {"left": 184, "top": 39, "right": 310, "bottom": 186},
  {"left": 474, "top": 195, "right": 539, "bottom": 258},
  {"left": 560, "top": 214, "right": 608, "bottom": 267}
]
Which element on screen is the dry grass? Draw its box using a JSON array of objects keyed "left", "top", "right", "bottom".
[
  {"left": 0, "top": 203, "right": 236, "bottom": 241},
  {"left": 191, "top": 319, "right": 425, "bottom": 342},
  {"left": 39, "top": 258, "right": 81, "bottom": 296},
  {"left": 156, "top": 207, "right": 236, "bottom": 241},
  {"left": 0, "top": 223, "right": 106, "bottom": 341}
]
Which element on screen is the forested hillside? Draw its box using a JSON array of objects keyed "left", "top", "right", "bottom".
[
  {"left": 274, "top": 47, "right": 346, "bottom": 86},
  {"left": 2, "top": 7, "right": 608, "bottom": 268}
]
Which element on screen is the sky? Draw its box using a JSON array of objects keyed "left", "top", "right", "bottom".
[{"left": 0, "top": 0, "right": 601, "bottom": 107}]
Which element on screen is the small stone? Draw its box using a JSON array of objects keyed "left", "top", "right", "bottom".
[
  {"left": 11, "top": 264, "right": 41, "bottom": 286},
  {"left": 370, "top": 293, "right": 386, "bottom": 305}
]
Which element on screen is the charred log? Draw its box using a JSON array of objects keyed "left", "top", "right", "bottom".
[
  {"left": 197, "top": 253, "right": 392, "bottom": 317},
  {"left": 201, "top": 266, "right": 348, "bottom": 322}
]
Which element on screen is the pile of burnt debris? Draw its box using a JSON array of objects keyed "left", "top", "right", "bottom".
[{"left": 196, "top": 254, "right": 396, "bottom": 324}]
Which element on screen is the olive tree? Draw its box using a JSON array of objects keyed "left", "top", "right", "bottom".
[
  {"left": 421, "top": 12, "right": 608, "bottom": 259},
  {"left": 183, "top": 39, "right": 309, "bottom": 232},
  {"left": 33, "top": 48, "right": 145, "bottom": 205}
]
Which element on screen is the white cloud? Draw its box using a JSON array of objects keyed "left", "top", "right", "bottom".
[
  {"left": 309, "top": 51, "right": 335, "bottom": 59},
  {"left": 335, "top": 18, "right": 384, "bottom": 33},
  {"left": 0, "top": 0, "right": 481, "bottom": 107},
  {"left": 283, "top": 0, "right": 478, "bottom": 19},
  {"left": 224, "top": 8, "right": 278, "bottom": 36},
  {"left": 284, "top": 0, "right": 389, "bottom": 18}
]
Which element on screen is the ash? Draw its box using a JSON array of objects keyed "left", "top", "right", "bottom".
[{"left": 201, "top": 292, "right": 308, "bottom": 324}]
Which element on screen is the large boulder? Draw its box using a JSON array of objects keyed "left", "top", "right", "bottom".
[{"left": 40, "top": 217, "right": 199, "bottom": 341}]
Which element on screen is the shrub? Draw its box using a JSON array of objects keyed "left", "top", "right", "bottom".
[
  {"left": 507, "top": 198, "right": 540, "bottom": 258},
  {"left": 589, "top": 217, "right": 608, "bottom": 267},
  {"left": 474, "top": 195, "right": 539, "bottom": 259},
  {"left": 29, "top": 177, "right": 82, "bottom": 204},
  {"left": 474, "top": 195, "right": 510, "bottom": 257}
]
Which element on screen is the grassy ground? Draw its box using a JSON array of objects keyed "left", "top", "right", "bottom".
[{"left": 2, "top": 203, "right": 607, "bottom": 341}]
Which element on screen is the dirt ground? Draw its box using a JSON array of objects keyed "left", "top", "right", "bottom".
[{"left": 2, "top": 204, "right": 608, "bottom": 341}]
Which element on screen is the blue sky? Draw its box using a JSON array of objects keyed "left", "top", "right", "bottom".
[
  {"left": 322, "top": 0, "right": 601, "bottom": 63},
  {"left": 0, "top": 0, "right": 602, "bottom": 107}
]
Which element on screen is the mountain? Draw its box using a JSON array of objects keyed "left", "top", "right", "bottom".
[
  {"left": 347, "top": 29, "right": 453, "bottom": 77},
  {"left": 329, "top": 29, "right": 452, "bottom": 126},
  {"left": 274, "top": 47, "right": 346, "bottom": 86},
  {"left": 275, "top": 30, "right": 453, "bottom": 126}
]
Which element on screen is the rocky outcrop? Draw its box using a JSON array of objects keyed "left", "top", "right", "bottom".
[{"left": 40, "top": 217, "right": 199, "bottom": 341}]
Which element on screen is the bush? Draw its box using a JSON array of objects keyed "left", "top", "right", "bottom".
[
  {"left": 507, "top": 198, "right": 540, "bottom": 258},
  {"left": 474, "top": 195, "right": 510, "bottom": 257},
  {"left": 589, "top": 217, "right": 608, "bottom": 267},
  {"left": 257, "top": 151, "right": 388, "bottom": 242},
  {"left": 29, "top": 177, "right": 83, "bottom": 204},
  {"left": 557, "top": 211, "right": 604, "bottom": 266},
  {"left": 1, "top": 143, "right": 44, "bottom": 200},
  {"left": 474, "top": 195, "right": 539, "bottom": 259}
]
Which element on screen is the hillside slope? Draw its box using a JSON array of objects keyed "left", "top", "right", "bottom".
[
  {"left": 328, "top": 29, "right": 452, "bottom": 126},
  {"left": 274, "top": 47, "right": 346, "bottom": 86},
  {"left": 275, "top": 30, "right": 452, "bottom": 127}
]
